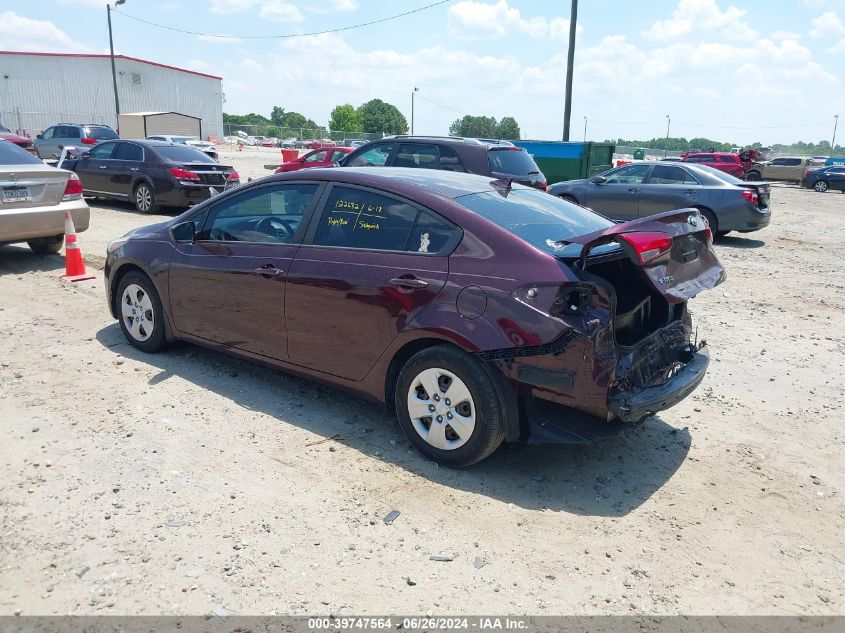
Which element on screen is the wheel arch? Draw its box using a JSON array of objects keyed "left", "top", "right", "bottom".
[
  {"left": 108, "top": 263, "right": 175, "bottom": 341},
  {"left": 691, "top": 205, "right": 718, "bottom": 233}
]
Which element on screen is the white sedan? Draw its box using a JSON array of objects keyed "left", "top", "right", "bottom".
[{"left": 144, "top": 135, "right": 218, "bottom": 161}]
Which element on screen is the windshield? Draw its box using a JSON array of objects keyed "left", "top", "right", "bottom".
[
  {"left": 454, "top": 188, "right": 613, "bottom": 254},
  {"left": 693, "top": 164, "right": 745, "bottom": 184},
  {"left": 155, "top": 145, "right": 216, "bottom": 163},
  {"left": 171, "top": 137, "right": 197, "bottom": 144},
  {"left": 487, "top": 148, "right": 541, "bottom": 176},
  {"left": 0, "top": 140, "right": 43, "bottom": 165}
]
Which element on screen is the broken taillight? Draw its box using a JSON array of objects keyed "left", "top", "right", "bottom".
[{"left": 618, "top": 232, "right": 673, "bottom": 265}]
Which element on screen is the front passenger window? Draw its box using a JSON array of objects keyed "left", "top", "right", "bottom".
[
  {"left": 604, "top": 164, "right": 651, "bottom": 184},
  {"left": 347, "top": 143, "right": 395, "bottom": 167},
  {"left": 198, "top": 183, "right": 318, "bottom": 243}
]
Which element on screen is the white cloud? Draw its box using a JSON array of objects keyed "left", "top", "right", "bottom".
[
  {"left": 0, "top": 11, "right": 89, "bottom": 53},
  {"left": 210, "top": 0, "right": 258, "bottom": 14},
  {"left": 259, "top": 1, "right": 304, "bottom": 22},
  {"left": 829, "top": 38, "right": 845, "bottom": 51},
  {"left": 809, "top": 11, "right": 845, "bottom": 37},
  {"left": 328, "top": 0, "right": 358, "bottom": 10},
  {"left": 447, "top": 0, "right": 576, "bottom": 41},
  {"left": 643, "top": 0, "right": 757, "bottom": 42},
  {"left": 57, "top": 0, "right": 110, "bottom": 7}
]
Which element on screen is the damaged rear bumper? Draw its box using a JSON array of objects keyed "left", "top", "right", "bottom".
[{"left": 609, "top": 344, "right": 709, "bottom": 422}]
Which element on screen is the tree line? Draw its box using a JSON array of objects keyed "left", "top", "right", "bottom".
[
  {"left": 224, "top": 100, "right": 523, "bottom": 141},
  {"left": 608, "top": 136, "right": 843, "bottom": 156}
]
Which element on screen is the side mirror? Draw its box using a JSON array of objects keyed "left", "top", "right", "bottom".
[
  {"left": 36, "top": 134, "right": 43, "bottom": 140},
  {"left": 590, "top": 176, "right": 607, "bottom": 184},
  {"left": 81, "top": 151, "right": 91, "bottom": 159},
  {"left": 170, "top": 221, "right": 196, "bottom": 243}
]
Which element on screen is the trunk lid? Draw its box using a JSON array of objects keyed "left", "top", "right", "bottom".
[
  {"left": 740, "top": 181, "right": 771, "bottom": 208},
  {"left": 178, "top": 163, "right": 233, "bottom": 186},
  {"left": 562, "top": 208, "right": 726, "bottom": 304},
  {"left": 0, "top": 166, "right": 69, "bottom": 208}
]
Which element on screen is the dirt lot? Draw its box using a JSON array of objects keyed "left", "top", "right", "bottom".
[{"left": 1, "top": 152, "right": 843, "bottom": 616}]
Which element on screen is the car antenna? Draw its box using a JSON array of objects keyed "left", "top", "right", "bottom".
[{"left": 490, "top": 177, "right": 513, "bottom": 195}]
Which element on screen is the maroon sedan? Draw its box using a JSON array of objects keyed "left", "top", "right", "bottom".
[
  {"left": 0, "top": 123, "right": 36, "bottom": 155},
  {"left": 275, "top": 147, "right": 352, "bottom": 173},
  {"left": 104, "top": 168, "right": 724, "bottom": 467}
]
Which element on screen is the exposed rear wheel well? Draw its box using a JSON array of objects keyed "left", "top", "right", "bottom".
[{"left": 693, "top": 206, "right": 718, "bottom": 234}]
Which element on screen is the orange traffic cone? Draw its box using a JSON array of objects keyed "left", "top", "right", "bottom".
[{"left": 60, "top": 210, "right": 95, "bottom": 282}]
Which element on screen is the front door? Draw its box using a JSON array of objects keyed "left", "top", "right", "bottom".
[
  {"left": 285, "top": 183, "right": 456, "bottom": 380},
  {"left": 638, "top": 164, "right": 701, "bottom": 216},
  {"left": 74, "top": 141, "right": 118, "bottom": 194},
  {"left": 167, "top": 181, "right": 322, "bottom": 361},
  {"left": 583, "top": 163, "right": 652, "bottom": 221}
]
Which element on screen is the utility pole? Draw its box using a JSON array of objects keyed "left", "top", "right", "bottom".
[
  {"left": 833, "top": 114, "right": 839, "bottom": 154},
  {"left": 107, "top": 0, "right": 126, "bottom": 126},
  {"left": 411, "top": 87, "right": 419, "bottom": 135},
  {"left": 583, "top": 116, "right": 587, "bottom": 142},
  {"left": 665, "top": 114, "right": 670, "bottom": 157},
  {"left": 562, "top": 0, "right": 578, "bottom": 141}
]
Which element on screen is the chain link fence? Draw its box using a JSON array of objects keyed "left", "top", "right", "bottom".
[
  {"left": 1, "top": 109, "right": 112, "bottom": 138},
  {"left": 221, "top": 124, "right": 385, "bottom": 147}
]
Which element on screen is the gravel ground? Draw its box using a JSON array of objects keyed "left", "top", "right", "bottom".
[{"left": 0, "top": 151, "right": 843, "bottom": 616}]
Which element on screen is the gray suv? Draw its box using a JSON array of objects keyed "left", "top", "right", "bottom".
[{"left": 34, "top": 124, "right": 119, "bottom": 159}]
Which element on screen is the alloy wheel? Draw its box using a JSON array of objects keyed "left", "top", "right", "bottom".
[
  {"left": 406, "top": 368, "right": 476, "bottom": 450},
  {"left": 814, "top": 181, "right": 828, "bottom": 193},
  {"left": 136, "top": 185, "right": 152, "bottom": 212},
  {"left": 121, "top": 283, "right": 155, "bottom": 342}
]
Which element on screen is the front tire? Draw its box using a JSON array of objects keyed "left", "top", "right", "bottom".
[
  {"left": 395, "top": 345, "right": 506, "bottom": 467},
  {"left": 27, "top": 234, "right": 63, "bottom": 254},
  {"left": 115, "top": 271, "right": 166, "bottom": 353},
  {"left": 133, "top": 182, "right": 159, "bottom": 214},
  {"left": 814, "top": 180, "right": 829, "bottom": 193}
]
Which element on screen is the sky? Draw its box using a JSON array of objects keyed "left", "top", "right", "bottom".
[{"left": 2, "top": 0, "right": 844, "bottom": 145}]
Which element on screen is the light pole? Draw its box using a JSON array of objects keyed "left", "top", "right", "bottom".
[
  {"left": 107, "top": 0, "right": 126, "bottom": 124},
  {"left": 833, "top": 114, "right": 839, "bottom": 155},
  {"left": 562, "top": 0, "right": 578, "bottom": 141},
  {"left": 411, "top": 87, "right": 419, "bottom": 135},
  {"left": 665, "top": 114, "right": 670, "bottom": 157},
  {"left": 583, "top": 116, "right": 587, "bottom": 142}
]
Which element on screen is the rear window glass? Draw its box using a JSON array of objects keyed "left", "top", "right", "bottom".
[
  {"left": 487, "top": 148, "right": 540, "bottom": 175},
  {"left": 455, "top": 188, "right": 613, "bottom": 254},
  {"left": 692, "top": 164, "right": 744, "bottom": 184},
  {"left": 86, "top": 127, "right": 118, "bottom": 140},
  {"left": 0, "top": 140, "right": 42, "bottom": 165},
  {"left": 155, "top": 145, "right": 215, "bottom": 163}
]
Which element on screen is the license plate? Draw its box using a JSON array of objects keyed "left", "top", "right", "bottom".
[{"left": 1, "top": 188, "right": 31, "bottom": 203}]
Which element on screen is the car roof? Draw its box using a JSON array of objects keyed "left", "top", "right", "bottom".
[
  {"left": 685, "top": 152, "right": 736, "bottom": 156},
  {"left": 271, "top": 166, "right": 528, "bottom": 199}
]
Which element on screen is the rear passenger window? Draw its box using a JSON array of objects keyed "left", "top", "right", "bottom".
[
  {"left": 113, "top": 143, "right": 143, "bottom": 161},
  {"left": 718, "top": 155, "right": 737, "bottom": 163},
  {"left": 648, "top": 165, "right": 699, "bottom": 185},
  {"left": 313, "top": 186, "right": 456, "bottom": 253},
  {"left": 395, "top": 144, "right": 438, "bottom": 169},
  {"left": 347, "top": 143, "right": 395, "bottom": 167},
  {"left": 438, "top": 146, "right": 467, "bottom": 172}
]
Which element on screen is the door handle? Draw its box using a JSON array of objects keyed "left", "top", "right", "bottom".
[
  {"left": 684, "top": 189, "right": 695, "bottom": 195},
  {"left": 389, "top": 277, "right": 428, "bottom": 289},
  {"left": 130, "top": 167, "right": 139, "bottom": 172},
  {"left": 628, "top": 187, "right": 640, "bottom": 193},
  {"left": 254, "top": 263, "right": 284, "bottom": 278},
  {"left": 99, "top": 165, "right": 108, "bottom": 169}
]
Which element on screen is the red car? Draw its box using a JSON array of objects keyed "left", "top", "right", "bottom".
[
  {"left": 682, "top": 152, "right": 748, "bottom": 178},
  {"left": 303, "top": 139, "right": 337, "bottom": 150},
  {"left": 274, "top": 147, "right": 352, "bottom": 173},
  {"left": 0, "top": 123, "right": 37, "bottom": 156}
]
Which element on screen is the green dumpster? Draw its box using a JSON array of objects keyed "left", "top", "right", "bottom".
[
  {"left": 513, "top": 141, "right": 616, "bottom": 185},
  {"left": 633, "top": 147, "right": 646, "bottom": 160}
]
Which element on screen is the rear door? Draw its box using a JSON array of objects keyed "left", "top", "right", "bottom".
[
  {"left": 829, "top": 167, "right": 845, "bottom": 191},
  {"left": 285, "top": 183, "right": 457, "bottom": 380},
  {"left": 582, "top": 163, "right": 652, "bottom": 221},
  {"left": 565, "top": 209, "right": 725, "bottom": 304},
  {"left": 105, "top": 142, "right": 144, "bottom": 197},
  {"left": 167, "top": 181, "right": 323, "bottom": 360},
  {"left": 638, "top": 164, "right": 701, "bottom": 215}
]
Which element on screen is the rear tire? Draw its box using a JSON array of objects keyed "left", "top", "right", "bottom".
[
  {"left": 133, "top": 182, "right": 159, "bottom": 214},
  {"left": 395, "top": 345, "right": 506, "bottom": 468},
  {"left": 115, "top": 271, "right": 167, "bottom": 353},
  {"left": 27, "top": 234, "right": 63, "bottom": 254},
  {"left": 745, "top": 171, "right": 761, "bottom": 181},
  {"left": 814, "top": 180, "right": 829, "bottom": 193}
]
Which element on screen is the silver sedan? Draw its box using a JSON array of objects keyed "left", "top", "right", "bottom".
[{"left": 0, "top": 140, "right": 89, "bottom": 254}]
